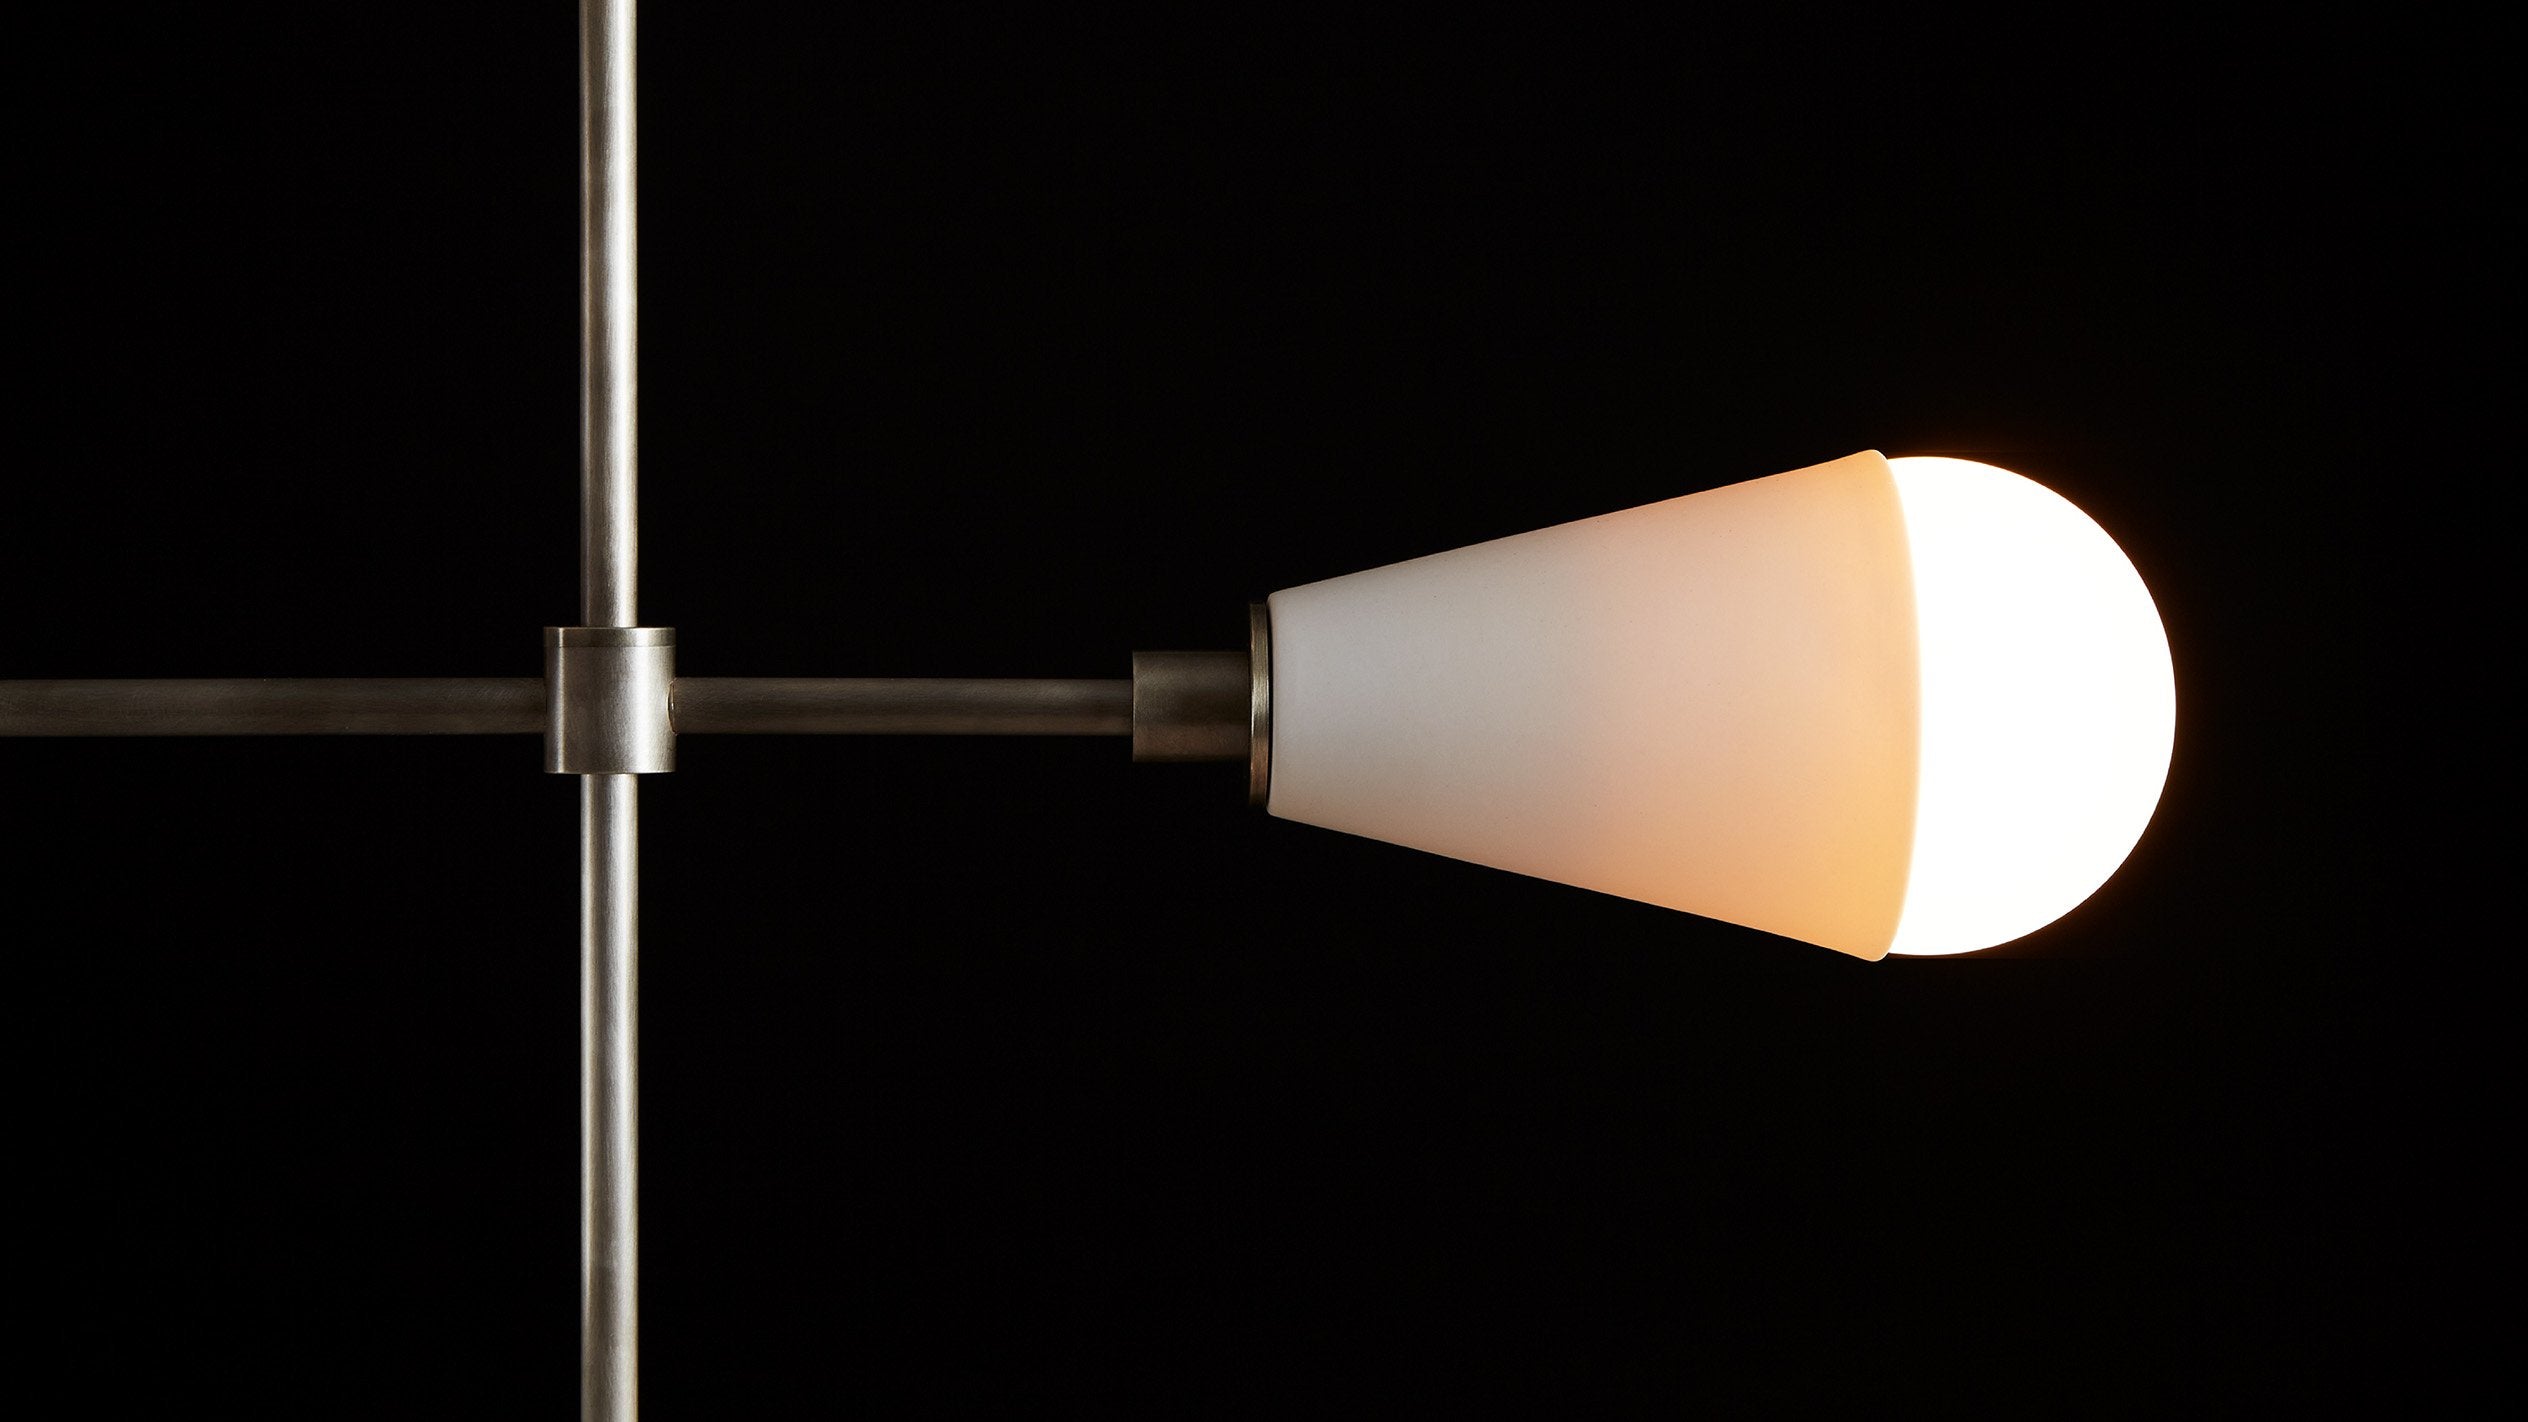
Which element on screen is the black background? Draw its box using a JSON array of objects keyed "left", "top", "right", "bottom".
[{"left": 8, "top": 6, "right": 2464, "bottom": 1414}]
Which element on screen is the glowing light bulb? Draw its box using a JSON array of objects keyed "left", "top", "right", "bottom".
[
  {"left": 1265, "top": 450, "right": 2174, "bottom": 959},
  {"left": 1884, "top": 457, "right": 2174, "bottom": 955}
]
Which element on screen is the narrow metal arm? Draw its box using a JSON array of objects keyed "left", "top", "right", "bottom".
[
  {"left": 674, "top": 678, "right": 1132, "bottom": 735},
  {"left": 0, "top": 679, "right": 544, "bottom": 735},
  {"left": 0, "top": 677, "right": 1134, "bottom": 737},
  {"left": 0, "top": 670, "right": 1277, "bottom": 748}
]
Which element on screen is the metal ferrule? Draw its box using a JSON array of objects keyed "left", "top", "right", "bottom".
[
  {"left": 546, "top": 627, "right": 675, "bottom": 774},
  {"left": 1132, "top": 602, "right": 1275, "bottom": 805},
  {"left": 1131, "top": 652, "right": 1246, "bottom": 763}
]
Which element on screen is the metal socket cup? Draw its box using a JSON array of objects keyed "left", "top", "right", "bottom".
[{"left": 1131, "top": 650, "right": 1250, "bottom": 764}]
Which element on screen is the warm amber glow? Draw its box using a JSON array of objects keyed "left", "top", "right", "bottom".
[
  {"left": 1884, "top": 457, "right": 2175, "bottom": 955},
  {"left": 1265, "top": 450, "right": 2175, "bottom": 961}
]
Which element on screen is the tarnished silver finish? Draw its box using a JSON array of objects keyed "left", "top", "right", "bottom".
[
  {"left": 1132, "top": 650, "right": 1251, "bottom": 762},
  {"left": 0, "top": 679, "right": 542, "bottom": 736},
  {"left": 546, "top": 628, "right": 676, "bottom": 774},
  {"left": 1248, "top": 603, "right": 1273, "bottom": 805},
  {"left": 583, "top": 0, "right": 637, "bottom": 632},
  {"left": 674, "top": 678, "right": 1132, "bottom": 736},
  {"left": 582, "top": 773, "right": 638, "bottom": 1422}
]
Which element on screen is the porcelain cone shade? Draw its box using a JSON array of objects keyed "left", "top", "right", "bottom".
[{"left": 1265, "top": 450, "right": 2174, "bottom": 960}]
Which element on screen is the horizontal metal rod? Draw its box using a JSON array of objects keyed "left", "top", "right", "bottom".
[
  {"left": 0, "top": 679, "right": 545, "bottom": 735},
  {"left": 0, "top": 677, "right": 1136, "bottom": 738},
  {"left": 672, "top": 678, "right": 1132, "bottom": 736}
]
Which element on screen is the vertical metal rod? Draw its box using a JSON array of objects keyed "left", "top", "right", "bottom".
[
  {"left": 582, "top": 2, "right": 639, "bottom": 1419},
  {"left": 584, "top": 0, "right": 637, "bottom": 630},
  {"left": 582, "top": 774, "right": 639, "bottom": 1421}
]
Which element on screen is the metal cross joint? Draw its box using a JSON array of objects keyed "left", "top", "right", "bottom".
[{"left": 546, "top": 627, "right": 677, "bottom": 775}]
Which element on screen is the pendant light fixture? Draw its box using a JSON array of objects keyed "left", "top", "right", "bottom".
[{"left": 0, "top": 4, "right": 2176, "bottom": 1415}]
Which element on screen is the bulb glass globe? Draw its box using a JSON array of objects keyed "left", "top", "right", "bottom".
[
  {"left": 1883, "top": 457, "right": 2175, "bottom": 955},
  {"left": 1265, "top": 450, "right": 2174, "bottom": 960}
]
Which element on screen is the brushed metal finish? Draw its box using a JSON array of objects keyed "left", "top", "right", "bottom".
[
  {"left": 583, "top": 0, "right": 637, "bottom": 631},
  {"left": 582, "top": 774, "right": 638, "bottom": 1422},
  {"left": 546, "top": 629, "right": 676, "bottom": 773},
  {"left": 555, "top": 629, "right": 675, "bottom": 647},
  {"left": 0, "top": 674, "right": 1179, "bottom": 741},
  {"left": 582, "top": 4, "right": 640, "bottom": 1418},
  {"left": 1132, "top": 651, "right": 1251, "bottom": 762},
  {"left": 1248, "top": 603, "right": 1273, "bottom": 805},
  {"left": 0, "top": 679, "right": 543, "bottom": 735},
  {"left": 674, "top": 677, "right": 1132, "bottom": 736}
]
